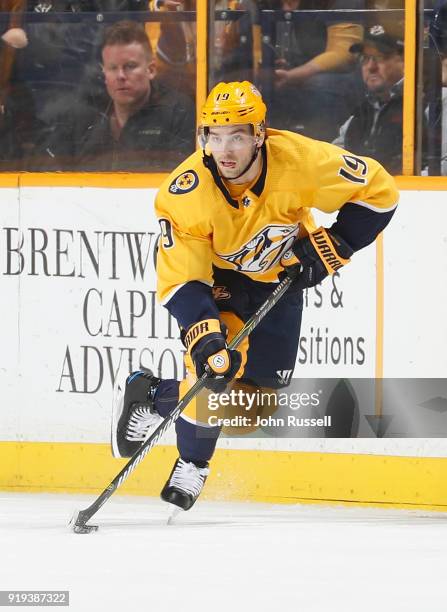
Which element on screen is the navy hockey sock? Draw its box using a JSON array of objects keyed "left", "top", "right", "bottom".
[
  {"left": 153, "top": 379, "right": 180, "bottom": 417},
  {"left": 154, "top": 379, "right": 221, "bottom": 463},
  {"left": 175, "top": 416, "right": 220, "bottom": 464}
]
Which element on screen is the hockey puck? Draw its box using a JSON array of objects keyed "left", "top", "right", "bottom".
[{"left": 73, "top": 523, "right": 99, "bottom": 534}]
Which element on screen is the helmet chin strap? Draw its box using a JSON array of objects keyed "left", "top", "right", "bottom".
[{"left": 225, "top": 145, "right": 261, "bottom": 182}]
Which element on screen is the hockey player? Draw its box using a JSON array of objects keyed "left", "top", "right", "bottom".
[{"left": 111, "top": 81, "right": 398, "bottom": 512}]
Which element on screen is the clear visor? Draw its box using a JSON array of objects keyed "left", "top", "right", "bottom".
[{"left": 198, "top": 125, "right": 260, "bottom": 152}]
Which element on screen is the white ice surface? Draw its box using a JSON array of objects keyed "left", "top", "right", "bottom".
[{"left": 1, "top": 492, "right": 446, "bottom": 612}]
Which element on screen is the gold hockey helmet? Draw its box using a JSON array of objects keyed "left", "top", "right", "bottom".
[{"left": 198, "top": 81, "right": 266, "bottom": 148}]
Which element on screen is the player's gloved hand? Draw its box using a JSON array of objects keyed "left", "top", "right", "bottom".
[
  {"left": 182, "top": 319, "right": 242, "bottom": 391},
  {"left": 281, "top": 227, "right": 354, "bottom": 289}
]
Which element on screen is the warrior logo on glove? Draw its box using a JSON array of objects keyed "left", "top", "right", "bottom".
[
  {"left": 281, "top": 226, "right": 354, "bottom": 289},
  {"left": 309, "top": 228, "right": 351, "bottom": 274}
]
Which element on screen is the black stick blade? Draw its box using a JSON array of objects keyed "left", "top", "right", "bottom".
[{"left": 69, "top": 509, "right": 99, "bottom": 534}]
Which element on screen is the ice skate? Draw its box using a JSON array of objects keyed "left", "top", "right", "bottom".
[
  {"left": 111, "top": 369, "right": 162, "bottom": 458},
  {"left": 161, "top": 458, "right": 210, "bottom": 511}
]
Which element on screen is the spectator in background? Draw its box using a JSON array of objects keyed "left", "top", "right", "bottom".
[
  {"left": 212, "top": 0, "right": 258, "bottom": 83},
  {"left": 333, "top": 25, "right": 407, "bottom": 174},
  {"left": 442, "top": 55, "right": 447, "bottom": 174},
  {"left": 13, "top": 0, "right": 99, "bottom": 122},
  {"left": 0, "top": 0, "right": 27, "bottom": 55},
  {"left": 0, "top": 82, "right": 47, "bottom": 170},
  {"left": 365, "top": 0, "right": 404, "bottom": 40},
  {"left": 0, "top": 0, "right": 50, "bottom": 170},
  {"left": 43, "top": 20, "right": 194, "bottom": 171},
  {"left": 430, "top": 0, "right": 447, "bottom": 174},
  {"left": 150, "top": 0, "right": 197, "bottom": 100},
  {"left": 0, "top": 0, "right": 27, "bottom": 50},
  {"left": 0, "top": 99, "right": 22, "bottom": 169},
  {"left": 271, "top": 0, "right": 364, "bottom": 142},
  {"left": 12, "top": 0, "right": 150, "bottom": 125},
  {"left": 151, "top": 0, "right": 257, "bottom": 99}
]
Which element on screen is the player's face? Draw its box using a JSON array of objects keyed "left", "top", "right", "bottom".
[
  {"left": 361, "top": 44, "right": 404, "bottom": 95},
  {"left": 207, "top": 125, "right": 260, "bottom": 180},
  {"left": 102, "top": 43, "right": 156, "bottom": 107}
]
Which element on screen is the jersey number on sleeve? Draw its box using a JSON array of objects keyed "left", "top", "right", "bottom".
[
  {"left": 159, "top": 218, "right": 174, "bottom": 249},
  {"left": 338, "top": 154, "right": 368, "bottom": 185}
]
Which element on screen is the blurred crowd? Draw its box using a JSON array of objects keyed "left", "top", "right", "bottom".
[{"left": 0, "top": 0, "right": 444, "bottom": 174}]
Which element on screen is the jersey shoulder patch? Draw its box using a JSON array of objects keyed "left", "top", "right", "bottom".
[{"left": 168, "top": 170, "right": 199, "bottom": 195}]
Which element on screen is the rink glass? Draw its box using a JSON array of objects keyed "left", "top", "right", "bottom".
[
  {"left": 207, "top": 0, "right": 438, "bottom": 176},
  {"left": 0, "top": 2, "right": 444, "bottom": 174},
  {"left": 0, "top": 11, "right": 196, "bottom": 172}
]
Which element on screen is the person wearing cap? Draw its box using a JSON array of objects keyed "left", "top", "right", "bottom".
[
  {"left": 333, "top": 24, "right": 406, "bottom": 174},
  {"left": 111, "top": 80, "right": 398, "bottom": 512}
]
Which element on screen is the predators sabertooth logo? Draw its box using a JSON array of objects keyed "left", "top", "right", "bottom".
[
  {"left": 169, "top": 170, "right": 199, "bottom": 195},
  {"left": 218, "top": 224, "right": 299, "bottom": 273}
]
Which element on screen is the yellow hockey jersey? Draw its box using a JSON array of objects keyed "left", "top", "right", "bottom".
[{"left": 155, "top": 128, "right": 398, "bottom": 306}]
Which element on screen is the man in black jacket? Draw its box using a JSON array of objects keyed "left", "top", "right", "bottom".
[
  {"left": 333, "top": 25, "right": 405, "bottom": 175},
  {"left": 44, "top": 20, "right": 194, "bottom": 171}
]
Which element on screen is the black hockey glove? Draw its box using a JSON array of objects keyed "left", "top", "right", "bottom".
[
  {"left": 281, "top": 227, "right": 354, "bottom": 290},
  {"left": 182, "top": 318, "right": 242, "bottom": 392}
]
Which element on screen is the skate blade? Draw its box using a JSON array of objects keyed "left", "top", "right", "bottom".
[{"left": 166, "top": 504, "right": 183, "bottom": 525}]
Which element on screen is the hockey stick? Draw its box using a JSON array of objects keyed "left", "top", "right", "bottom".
[{"left": 70, "top": 274, "right": 294, "bottom": 533}]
